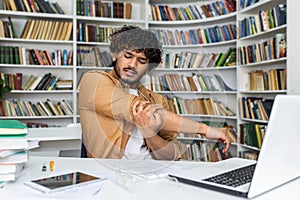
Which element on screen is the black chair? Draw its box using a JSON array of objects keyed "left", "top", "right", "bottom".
[{"left": 81, "top": 141, "right": 87, "bottom": 158}]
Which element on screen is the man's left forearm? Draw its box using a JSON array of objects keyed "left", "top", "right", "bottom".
[
  {"left": 144, "top": 135, "right": 178, "bottom": 160},
  {"left": 160, "top": 109, "right": 209, "bottom": 136}
]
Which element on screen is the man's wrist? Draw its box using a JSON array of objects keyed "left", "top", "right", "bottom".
[
  {"left": 140, "top": 127, "right": 157, "bottom": 139},
  {"left": 206, "top": 127, "right": 222, "bottom": 139},
  {"left": 198, "top": 123, "right": 209, "bottom": 136}
]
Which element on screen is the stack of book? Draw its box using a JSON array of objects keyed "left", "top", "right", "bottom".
[{"left": 0, "top": 120, "right": 28, "bottom": 183}]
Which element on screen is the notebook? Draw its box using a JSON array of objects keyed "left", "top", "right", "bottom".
[{"left": 169, "top": 95, "right": 300, "bottom": 198}]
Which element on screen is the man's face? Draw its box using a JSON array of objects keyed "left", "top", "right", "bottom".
[{"left": 114, "top": 50, "right": 149, "bottom": 88}]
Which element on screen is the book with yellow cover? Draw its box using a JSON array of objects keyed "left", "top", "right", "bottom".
[
  {"left": 59, "top": 21, "right": 69, "bottom": 40},
  {"left": 64, "top": 21, "right": 73, "bottom": 40}
]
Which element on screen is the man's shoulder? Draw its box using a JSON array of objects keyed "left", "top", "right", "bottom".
[
  {"left": 82, "top": 70, "right": 116, "bottom": 80},
  {"left": 79, "top": 70, "right": 117, "bottom": 88},
  {"left": 85, "top": 70, "right": 109, "bottom": 76}
]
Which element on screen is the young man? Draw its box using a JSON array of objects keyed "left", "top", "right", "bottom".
[{"left": 79, "top": 25, "right": 231, "bottom": 160}]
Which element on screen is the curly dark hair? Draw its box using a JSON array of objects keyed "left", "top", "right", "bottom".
[{"left": 109, "top": 25, "right": 163, "bottom": 70}]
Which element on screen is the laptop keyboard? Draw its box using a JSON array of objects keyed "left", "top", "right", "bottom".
[{"left": 203, "top": 164, "right": 256, "bottom": 187}]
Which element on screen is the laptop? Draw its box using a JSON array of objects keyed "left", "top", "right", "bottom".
[{"left": 169, "top": 95, "right": 300, "bottom": 198}]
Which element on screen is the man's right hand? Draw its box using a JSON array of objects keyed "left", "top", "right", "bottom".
[
  {"left": 206, "top": 127, "right": 231, "bottom": 153},
  {"left": 132, "top": 101, "right": 165, "bottom": 138}
]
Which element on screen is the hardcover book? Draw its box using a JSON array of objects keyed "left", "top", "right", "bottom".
[{"left": 0, "top": 120, "right": 27, "bottom": 135}]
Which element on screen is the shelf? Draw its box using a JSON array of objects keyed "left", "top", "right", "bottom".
[
  {"left": 153, "top": 66, "right": 237, "bottom": 72},
  {"left": 0, "top": 38, "right": 73, "bottom": 44},
  {"left": 76, "top": 66, "right": 112, "bottom": 70},
  {"left": 163, "top": 39, "right": 237, "bottom": 49},
  {"left": 240, "top": 118, "right": 268, "bottom": 123},
  {"left": 148, "top": 12, "right": 237, "bottom": 26},
  {"left": 177, "top": 136, "right": 207, "bottom": 141},
  {"left": 157, "top": 91, "right": 237, "bottom": 95},
  {"left": 239, "top": 57, "right": 287, "bottom": 67},
  {"left": 0, "top": 10, "right": 73, "bottom": 19},
  {"left": 0, "top": 64, "right": 73, "bottom": 69},
  {"left": 76, "top": 41, "right": 109, "bottom": 46},
  {"left": 239, "top": 24, "right": 287, "bottom": 41},
  {"left": 180, "top": 114, "right": 237, "bottom": 120},
  {"left": 239, "top": 90, "right": 287, "bottom": 94},
  {"left": 149, "top": 0, "right": 200, "bottom": 3},
  {"left": 0, "top": 115, "right": 74, "bottom": 119},
  {"left": 239, "top": 0, "right": 272, "bottom": 14},
  {"left": 10, "top": 90, "right": 73, "bottom": 94},
  {"left": 76, "top": 16, "right": 145, "bottom": 24},
  {"left": 238, "top": 0, "right": 278, "bottom": 15},
  {"left": 240, "top": 143, "right": 261, "bottom": 151},
  {"left": 177, "top": 136, "right": 239, "bottom": 145}
]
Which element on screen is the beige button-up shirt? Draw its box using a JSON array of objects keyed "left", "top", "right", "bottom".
[{"left": 78, "top": 69, "right": 181, "bottom": 160}]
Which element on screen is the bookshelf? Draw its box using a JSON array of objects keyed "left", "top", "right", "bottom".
[
  {"left": 1, "top": 0, "right": 299, "bottom": 162},
  {"left": 147, "top": 0, "right": 238, "bottom": 161},
  {"left": 237, "top": 0, "right": 288, "bottom": 160},
  {"left": 0, "top": 0, "right": 75, "bottom": 127}
]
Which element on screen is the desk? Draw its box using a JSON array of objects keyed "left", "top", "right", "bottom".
[{"left": 1, "top": 156, "right": 300, "bottom": 200}]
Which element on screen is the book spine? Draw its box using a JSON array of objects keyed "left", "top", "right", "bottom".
[{"left": 15, "top": 73, "right": 22, "bottom": 90}]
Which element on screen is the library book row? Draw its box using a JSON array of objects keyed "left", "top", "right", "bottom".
[
  {"left": 1, "top": 72, "right": 72, "bottom": 91},
  {"left": 153, "top": 24, "right": 236, "bottom": 46},
  {"left": 239, "top": 3, "right": 286, "bottom": 38},
  {"left": 0, "top": 46, "right": 73, "bottom": 66},
  {"left": 1, "top": 45, "right": 235, "bottom": 69},
  {"left": 0, "top": 0, "right": 65, "bottom": 14},
  {"left": 149, "top": 0, "right": 236, "bottom": 21},
  {"left": 0, "top": 99, "right": 73, "bottom": 117},
  {"left": 145, "top": 73, "right": 234, "bottom": 92},
  {"left": 0, "top": 18, "right": 73, "bottom": 41}
]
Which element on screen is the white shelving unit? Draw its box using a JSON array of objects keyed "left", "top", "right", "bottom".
[
  {"left": 147, "top": 0, "right": 238, "bottom": 161},
  {"left": 236, "top": 0, "right": 288, "bottom": 158},
  {"left": 0, "top": 0, "right": 75, "bottom": 127}
]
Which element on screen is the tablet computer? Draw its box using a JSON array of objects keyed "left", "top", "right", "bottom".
[{"left": 24, "top": 171, "right": 106, "bottom": 193}]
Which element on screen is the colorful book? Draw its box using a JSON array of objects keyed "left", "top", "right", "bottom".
[{"left": 0, "top": 120, "right": 28, "bottom": 135}]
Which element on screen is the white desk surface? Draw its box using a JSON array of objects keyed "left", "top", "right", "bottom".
[{"left": 1, "top": 156, "right": 300, "bottom": 200}]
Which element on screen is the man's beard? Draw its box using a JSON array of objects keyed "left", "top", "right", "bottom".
[{"left": 114, "top": 62, "right": 141, "bottom": 85}]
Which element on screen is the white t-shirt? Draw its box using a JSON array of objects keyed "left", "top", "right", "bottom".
[{"left": 122, "top": 88, "right": 152, "bottom": 160}]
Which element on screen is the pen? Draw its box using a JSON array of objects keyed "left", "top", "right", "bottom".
[{"left": 93, "top": 188, "right": 102, "bottom": 196}]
